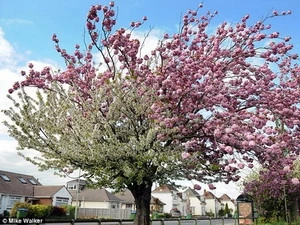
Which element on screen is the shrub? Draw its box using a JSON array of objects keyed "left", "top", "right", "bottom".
[
  {"left": 50, "top": 206, "right": 66, "bottom": 217},
  {"left": 11, "top": 202, "right": 68, "bottom": 218},
  {"left": 28, "top": 205, "right": 51, "bottom": 218},
  {"left": 10, "top": 202, "right": 31, "bottom": 217},
  {"left": 206, "top": 210, "right": 214, "bottom": 217},
  {"left": 164, "top": 213, "right": 171, "bottom": 218},
  {"left": 62, "top": 205, "right": 75, "bottom": 218}
]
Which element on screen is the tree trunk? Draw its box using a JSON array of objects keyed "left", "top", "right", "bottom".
[{"left": 128, "top": 181, "right": 152, "bottom": 225}]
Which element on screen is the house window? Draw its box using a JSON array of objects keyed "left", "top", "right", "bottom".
[
  {"left": 28, "top": 179, "right": 37, "bottom": 185},
  {"left": 55, "top": 197, "right": 69, "bottom": 206},
  {"left": 67, "top": 184, "right": 77, "bottom": 190},
  {"left": 0, "top": 175, "right": 10, "bottom": 182},
  {"left": 111, "top": 202, "right": 119, "bottom": 209},
  {"left": 190, "top": 206, "right": 195, "bottom": 214},
  {"left": 125, "top": 204, "right": 132, "bottom": 209},
  {"left": 7, "top": 196, "right": 22, "bottom": 209},
  {"left": 18, "top": 177, "right": 27, "bottom": 184}
]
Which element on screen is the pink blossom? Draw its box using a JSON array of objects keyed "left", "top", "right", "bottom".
[
  {"left": 208, "top": 184, "right": 216, "bottom": 190},
  {"left": 181, "top": 152, "right": 191, "bottom": 159},
  {"left": 291, "top": 178, "right": 299, "bottom": 185},
  {"left": 28, "top": 62, "right": 34, "bottom": 69},
  {"left": 214, "top": 129, "right": 222, "bottom": 137},
  {"left": 238, "top": 163, "right": 244, "bottom": 169},
  {"left": 246, "top": 134, "right": 254, "bottom": 140},
  {"left": 224, "top": 146, "right": 233, "bottom": 154},
  {"left": 273, "top": 10, "right": 279, "bottom": 16},
  {"left": 225, "top": 128, "right": 232, "bottom": 134},
  {"left": 194, "top": 184, "right": 201, "bottom": 190},
  {"left": 248, "top": 140, "right": 256, "bottom": 147},
  {"left": 224, "top": 165, "right": 231, "bottom": 172},
  {"left": 283, "top": 166, "right": 290, "bottom": 171}
]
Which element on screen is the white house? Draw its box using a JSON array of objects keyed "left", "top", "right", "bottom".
[
  {"left": 33, "top": 185, "right": 73, "bottom": 206},
  {"left": 182, "top": 187, "right": 206, "bottom": 216},
  {"left": 219, "top": 194, "right": 235, "bottom": 215},
  {"left": 114, "top": 189, "right": 166, "bottom": 213},
  {"left": 152, "top": 184, "right": 186, "bottom": 215},
  {"left": 69, "top": 188, "right": 123, "bottom": 209},
  {"left": 203, "top": 190, "right": 222, "bottom": 217}
]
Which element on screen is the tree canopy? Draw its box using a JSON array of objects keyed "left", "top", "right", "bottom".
[{"left": 2, "top": 2, "right": 300, "bottom": 225}]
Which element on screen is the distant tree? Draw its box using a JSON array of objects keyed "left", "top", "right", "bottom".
[
  {"left": 218, "top": 208, "right": 225, "bottom": 217},
  {"left": 3, "top": 2, "right": 300, "bottom": 225},
  {"left": 206, "top": 210, "right": 215, "bottom": 218},
  {"left": 224, "top": 203, "right": 231, "bottom": 216}
]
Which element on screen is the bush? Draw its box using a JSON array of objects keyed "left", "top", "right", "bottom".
[
  {"left": 206, "top": 210, "right": 214, "bottom": 217},
  {"left": 62, "top": 205, "right": 75, "bottom": 218},
  {"left": 49, "top": 206, "right": 66, "bottom": 217},
  {"left": 164, "top": 213, "right": 171, "bottom": 218},
  {"left": 10, "top": 202, "right": 31, "bottom": 217},
  {"left": 11, "top": 202, "right": 68, "bottom": 218},
  {"left": 28, "top": 205, "right": 51, "bottom": 218}
]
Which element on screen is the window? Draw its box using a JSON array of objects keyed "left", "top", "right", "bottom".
[
  {"left": 190, "top": 206, "right": 195, "bottom": 214},
  {"left": 7, "top": 196, "right": 22, "bottom": 209},
  {"left": 67, "top": 184, "right": 77, "bottom": 190},
  {"left": 0, "top": 175, "right": 10, "bottom": 182},
  {"left": 28, "top": 178, "right": 37, "bottom": 185},
  {"left": 18, "top": 177, "right": 27, "bottom": 184},
  {"left": 55, "top": 197, "right": 69, "bottom": 206},
  {"left": 111, "top": 202, "right": 119, "bottom": 209}
]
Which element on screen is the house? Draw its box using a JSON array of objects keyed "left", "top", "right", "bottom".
[
  {"left": 219, "top": 193, "right": 235, "bottom": 215},
  {"left": 152, "top": 184, "right": 185, "bottom": 215},
  {"left": 114, "top": 189, "right": 135, "bottom": 210},
  {"left": 203, "top": 189, "right": 222, "bottom": 217},
  {"left": 114, "top": 189, "right": 165, "bottom": 213},
  {"left": 33, "top": 186, "right": 72, "bottom": 206},
  {"left": 182, "top": 187, "right": 206, "bottom": 216},
  {"left": 69, "top": 187, "right": 123, "bottom": 209},
  {"left": 150, "top": 196, "right": 165, "bottom": 213},
  {"left": 0, "top": 170, "right": 42, "bottom": 214},
  {"left": 0, "top": 170, "right": 73, "bottom": 215},
  {"left": 66, "top": 179, "right": 86, "bottom": 192},
  {"left": 66, "top": 180, "right": 123, "bottom": 209}
]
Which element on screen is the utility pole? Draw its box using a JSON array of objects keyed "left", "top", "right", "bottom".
[{"left": 283, "top": 185, "right": 290, "bottom": 225}]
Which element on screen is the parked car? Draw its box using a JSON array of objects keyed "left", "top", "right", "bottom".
[{"left": 170, "top": 209, "right": 181, "bottom": 217}]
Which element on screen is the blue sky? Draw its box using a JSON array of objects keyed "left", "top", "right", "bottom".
[
  {"left": 0, "top": 0, "right": 300, "bottom": 197},
  {"left": 1, "top": 0, "right": 300, "bottom": 64}
]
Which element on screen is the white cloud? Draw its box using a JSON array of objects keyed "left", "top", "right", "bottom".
[
  {"left": 0, "top": 27, "right": 17, "bottom": 69},
  {"left": 131, "top": 28, "right": 162, "bottom": 56},
  {"left": 0, "top": 18, "right": 33, "bottom": 26},
  {"left": 92, "top": 28, "right": 163, "bottom": 74}
]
